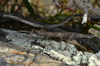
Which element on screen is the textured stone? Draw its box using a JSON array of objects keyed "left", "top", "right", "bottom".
[
  {"left": 88, "top": 55, "right": 100, "bottom": 66},
  {"left": 2, "top": 28, "right": 100, "bottom": 66},
  {"left": 35, "top": 52, "right": 63, "bottom": 64},
  {"left": 0, "top": 41, "right": 68, "bottom": 66}
]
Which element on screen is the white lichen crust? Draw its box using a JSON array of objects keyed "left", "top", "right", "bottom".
[{"left": 1, "top": 28, "right": 100, "bottom": 66}]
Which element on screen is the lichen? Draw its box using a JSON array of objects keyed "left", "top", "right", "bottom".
[{"left": 1, "top": 28, "right": 100, "bottom": 66}]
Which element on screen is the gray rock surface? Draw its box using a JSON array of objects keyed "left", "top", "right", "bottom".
[
  {"left": 0, "top": 56, "right": 8, "bottom": 66},
  {"left": 1, "top": 28, "right": 100, "bottom": 66},
  {"left": 0, "top": 40, "right": 68, "bottom": 66}
]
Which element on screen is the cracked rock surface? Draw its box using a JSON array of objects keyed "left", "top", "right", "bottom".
[
  {"left": 1, "top": 28, "right": 100, "bottom": 66},
  {"left": 0, "top": 41, "right": 68, "bottom": 66}
]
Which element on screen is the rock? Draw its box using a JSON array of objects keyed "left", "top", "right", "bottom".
[
  {"left": 96, "top": 51, "right": 100, "bottom": 60},
  {"left": 44, "top": 50, "right": 74, "bottom": 65},
  {"left": 1, "top": 28, "right": 100, "bottom": 66},
  {"left": 34, "top": 52, "right": 64, "bottom": 66},
  {"left": 0, "top": 56, "right": 8, "bottom": 66},
  {"left": 57, "top": 50, "right": 71, "bottom": 57},
  {"left": 73, "top": 51, "right": 83, "bottom": 65},
  {"left": 58, "top": 63, "right": 71, "bottom": 66},
  {"left": 84, "top": 52, "right": 94, "bottom": 59},
  {"left": 88, "top": 55, "right": 100, "bottom": 66},
  {"left": 89, "top": 24, "right": 100, "bottom": 37},
  {"left": 82, "top": 55, "right": 87, "bottom": 63},
  {"left": 0, "top": 41, "right": 69, "bottom": 66}
]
